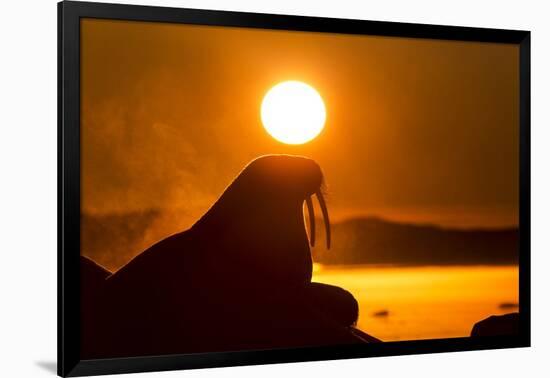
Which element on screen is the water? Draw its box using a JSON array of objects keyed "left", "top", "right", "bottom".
[{"left": 312, "top": 265, "right": 518, "bottom": 342}]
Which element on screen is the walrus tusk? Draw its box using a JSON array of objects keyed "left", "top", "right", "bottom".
[
  {"left": 316, "top": 190, "right": 331, "bottom": 249},
  {"left": 305, "top": 196, "right": 316, "bottom": 247}
]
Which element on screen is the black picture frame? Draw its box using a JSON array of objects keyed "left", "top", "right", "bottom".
[{"left": 58, "top": 1, "right": 531, "bottom": 376}]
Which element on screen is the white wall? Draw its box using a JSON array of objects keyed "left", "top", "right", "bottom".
[{"left": 1, "top": 0, "right": 548, "bottom": 377}]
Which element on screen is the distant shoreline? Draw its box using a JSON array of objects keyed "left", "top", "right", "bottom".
[{"left": 81, "top": 211, "right": 519, "bottom": 271}]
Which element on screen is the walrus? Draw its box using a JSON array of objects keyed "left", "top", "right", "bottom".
[{"left": 83, "top": 155, "right": 365, "bottom": 358}]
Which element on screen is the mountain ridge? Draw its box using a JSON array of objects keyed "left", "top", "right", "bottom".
[
  {"left": 81, "top": 211, "right": 519, "bottom": 271},
  {"left": 311, "top": 216, "right": 518, "bottom": 266}
]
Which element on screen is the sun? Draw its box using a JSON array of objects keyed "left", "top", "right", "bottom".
[{"left": 261, "top": 81, "right": 326, "bottom": 144}]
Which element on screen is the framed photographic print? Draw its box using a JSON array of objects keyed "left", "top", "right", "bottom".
[{"left": 58, "top": 1, "right": 530, "bottom": 376}]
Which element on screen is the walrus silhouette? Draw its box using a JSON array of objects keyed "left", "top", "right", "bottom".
[{"left": 83, "top": 155, "right": 366, "bottom": 358}]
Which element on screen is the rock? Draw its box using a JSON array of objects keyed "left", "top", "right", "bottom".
[
  {"left": 351, "top": 327, "right": 382, "bottom": 343},
  {"left": 373, "top": 310, "right": 389, "bottom": 317},
  {"left": 498, "top": 302, "right": 519, "bottom": 310},
  {"left": 81, "top": 256, "right": 110, "bottom": 286},
  {"left": 470, "top": 312, "right": 519, "bottom": 337},
  {"left": 80, "top": 256, "right": 111, "bottom": 357}
]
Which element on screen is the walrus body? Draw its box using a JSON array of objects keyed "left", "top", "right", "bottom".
[{"left": 82, "top": 155, "right": 364, "bottom": 358}]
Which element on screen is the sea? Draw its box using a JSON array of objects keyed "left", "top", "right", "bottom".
[{"left": 312, "top": 264, "right": 518, "bottom": 341}]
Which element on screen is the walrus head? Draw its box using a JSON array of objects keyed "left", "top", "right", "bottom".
[
  {"left": 192, "top": 155, "right": 330, "bottom": 288},
  {"left": 228, "top": 155, "right": 331, "bottom": 250}
]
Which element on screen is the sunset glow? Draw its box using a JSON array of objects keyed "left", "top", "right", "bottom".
[{"left": 79, "top": 19, "right": 521, "bottom": 347}]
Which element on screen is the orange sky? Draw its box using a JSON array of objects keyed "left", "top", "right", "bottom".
[{"left": 81, "top": 18, "right": 519, "bottom": 229}]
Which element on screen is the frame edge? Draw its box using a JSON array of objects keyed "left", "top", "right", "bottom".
[{"left": 57, "top": 1, "right": 532, "bottom": 376}]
